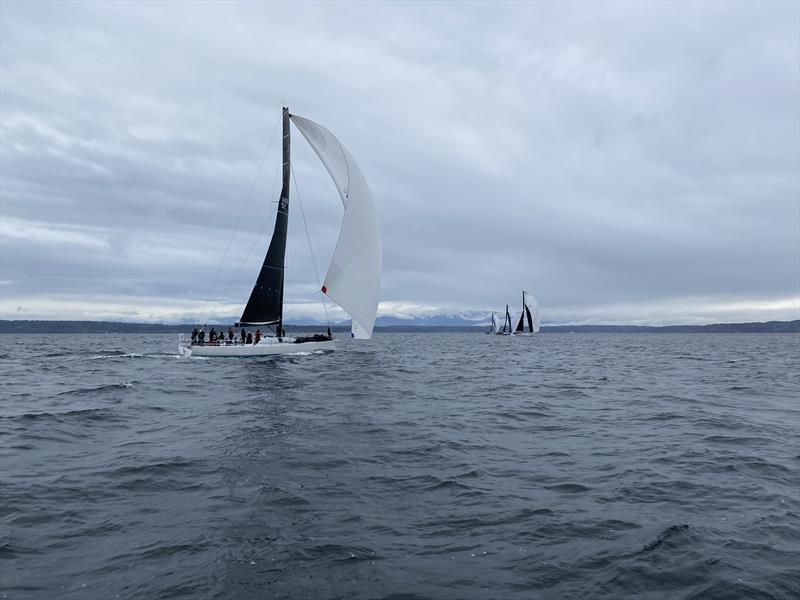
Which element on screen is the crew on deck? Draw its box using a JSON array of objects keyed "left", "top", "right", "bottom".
[{"left": 191, "top": 325, "right": 311, "bottom": 346}]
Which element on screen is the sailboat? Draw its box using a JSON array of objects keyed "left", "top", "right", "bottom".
[
  {"left": 497, "top": 304, "right": 514, "bottom": 335},
  {"left": 179, "top": 107, "right": 381, "bottom": 357},
  {"left": 486, "top": 313, "right": 498, "bottom": 334},
  {"left": 512, "top": 291, "right": 540, "bottom": 335}
]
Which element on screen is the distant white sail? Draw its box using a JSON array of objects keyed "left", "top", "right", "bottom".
[
  {"left": 528, "top": 294, "right": 541, "bottom": 333},
  {"left": 291, "top": 115, "right": 382, "bottom": 339}
]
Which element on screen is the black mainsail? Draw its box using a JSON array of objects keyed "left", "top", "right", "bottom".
[
  {"left": 512, "top": 290, "right": 537, "bottom": 334},
  {"left": 514, "top": 291, "right": 536, "bottom": 333},
  {"left": 238, "top": 107, "right": 291, "bottom": 332},
  {"left": 515, "top": 290, "right": 532, "bottom": 333},
  {"left": 503, "top": 304, "right": 512, "bottom": 334}
]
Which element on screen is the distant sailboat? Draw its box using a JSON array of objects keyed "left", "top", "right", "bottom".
[
  {"left": 180, "top": 107, "right": 381, "bottom": 357},
  {"left": 487, "top": 313, "right": 498, "bottom": 334},
  {"left": 513, "top": 291, "right": 540, "bottom": 335},
  {"left": 497, "top": 304, "right": 514, "bottom": 335}
]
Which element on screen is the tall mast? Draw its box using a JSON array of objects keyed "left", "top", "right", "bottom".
[
  {"left": 237, "top": 106, "right": 291, "bottom": 332},
  {"left": 276, "top": 106, "right": 291, "bottom": 336}
]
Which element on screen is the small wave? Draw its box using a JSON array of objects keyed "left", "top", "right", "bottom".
[
  {"left": 136, "top": 542, "right": 206, "bottom": 560},
  {"left": 293, "top": 544, "right": 378, "bottom": 562},
  {"left": 601, "top": 518, "right": 641, "bottom": 531},
  {"left": 645, "top": 412, "right": 683, "bottom": 422},
  {"left": 38, "top": 351, "right": 72, "bottom": 358},
  {"left": 640, "top": 523, "right": 692, "bottom": 553},
  {"left": 426, "top": 479, "right": 473, "bottom": 493},
  {"left": 0, "top": 540, "right": 43, "bottom": 559},
  {"left": 685, "top": 580, "right": 793, "bottom": 600},
  {"left": 109, "top": 459, "right": 196, "bottom": 478},
  {"left": 491, "top": 410, "right": 551, "bottom": 421},
  {"left": 57, "top": 382, "right": 133, "bottom": 396},
  {"left": 5, "top": 407, "right": 118, "bottom": 423},
  {"left": 89, "top": 349, "right": 130, "bottom": 356},
  {"left": 544, "top": 483, "right": 592, "bottom": 493},
  {"left": 106, "top": 459, "right": 203, "bottom": 492},
  {"left": 693, "top": 416, "right": 735, "bottom": 429},
  {"left": 703, "top": 435, "right": 766, "bottom": 445}
]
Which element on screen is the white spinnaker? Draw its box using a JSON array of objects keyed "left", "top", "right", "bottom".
[
  {"left": 528, "top": 294, "right": 541, "bottom": 333},
  {"left": 291, "top": 114, "right": 382, "bottom": 339}
]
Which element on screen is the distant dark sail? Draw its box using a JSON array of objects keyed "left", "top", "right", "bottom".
[
  {"left": 238, "top": 108, "right": 291, "bottom": 329},
  {"left": 526, "top": 305, "right": 534, "bottom": 333},
  {"left": 515, "top": 291, "right": 527, "bottom": 332}
]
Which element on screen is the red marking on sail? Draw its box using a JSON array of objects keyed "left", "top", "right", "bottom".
[{"left": 321, "top": 286, "right": 327, "bottom": 294}]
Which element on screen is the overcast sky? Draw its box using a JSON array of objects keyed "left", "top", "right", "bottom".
[{"left": 1, "top": 0, "right": 798, "bottom": 325}]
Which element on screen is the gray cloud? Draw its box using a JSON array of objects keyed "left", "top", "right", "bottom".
[{"left": 1, "top": 0, "right": 798, "bottom": 325}]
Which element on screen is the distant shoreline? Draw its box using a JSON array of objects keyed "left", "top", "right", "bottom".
[{"left": 1, "top": 319, "right": 797, "bottom": 334}]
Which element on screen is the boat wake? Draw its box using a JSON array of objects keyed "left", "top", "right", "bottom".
[{"left": 86, "top": 352, "right": 144, "bottom": 361}]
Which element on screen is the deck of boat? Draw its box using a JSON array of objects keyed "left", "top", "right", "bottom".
[{"left": 179, "top": 336, "right": 335, "bottom": 357}]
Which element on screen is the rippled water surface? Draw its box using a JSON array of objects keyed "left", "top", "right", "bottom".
[{"left": 1, "top": 332, "right": 798, "bottom": 599}]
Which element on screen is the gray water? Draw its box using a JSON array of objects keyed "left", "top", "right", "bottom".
[{"left": 1, "top": 332, "right": 798, "bottom": 599}]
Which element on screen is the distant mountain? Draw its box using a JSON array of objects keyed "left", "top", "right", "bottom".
[
  {"left": 1, "top": 319, "right": 797, "bottom": 334},
  {"left": 539, "top": 320, "right": 800, "bottom": 333},
  {"left": 373, "top": 313, "right": 488, "bottom": 327}
]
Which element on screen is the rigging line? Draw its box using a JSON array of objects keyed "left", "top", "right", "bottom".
[
  {"left": 200, "top": 205, "right": 279, "bottom": 328},
  {"left": 198, "top": 114, "right": 282, "bottom": 317},
  {"left": 200, "top": 128, "right": 282, "bottom": 328},
  {"left": 291, "top": 163, "right": 331, "bottom": 328}
]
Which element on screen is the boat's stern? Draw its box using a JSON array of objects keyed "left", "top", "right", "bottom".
[{"left": 178, "top": 334, "right": 192, "bottom": 357}]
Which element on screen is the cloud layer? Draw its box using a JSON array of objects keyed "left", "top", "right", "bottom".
[{"left": 1, "top": 1, "right": 798, "bottom": 325}]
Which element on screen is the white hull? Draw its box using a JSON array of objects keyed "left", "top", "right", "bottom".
[{"left": 179, "top": 336, "right": 335, "bottom": 357}]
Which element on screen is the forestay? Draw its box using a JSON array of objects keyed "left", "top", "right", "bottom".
[{"left": 291, "top": 115, "right": 382, "bottom": 339}]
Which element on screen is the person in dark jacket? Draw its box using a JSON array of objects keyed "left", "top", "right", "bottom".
[
  {"left": 240, "top": 329, "right": 246, "bottom": 344},
  {"left": 191, "top": 328, "right": 198, "bottom": 343},
  {"left": 246, "top": 332, "right": 253, "bottom": 344}
]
